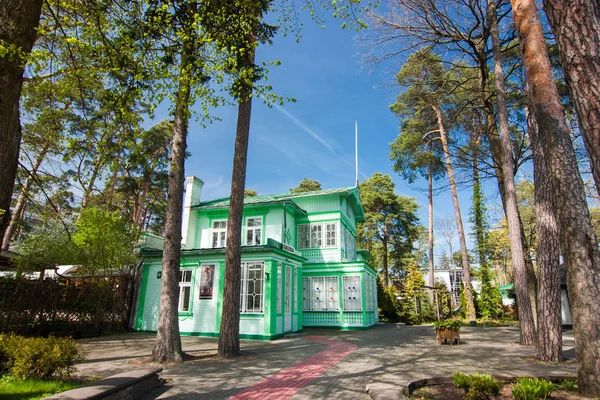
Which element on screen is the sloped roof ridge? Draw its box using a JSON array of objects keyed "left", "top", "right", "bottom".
[{"left": 196, "top": 186, "right": 358, "bottom": 207}]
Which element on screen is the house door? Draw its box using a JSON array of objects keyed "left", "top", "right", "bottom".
[{"left": 284, "top": 266, "right": 292, "bottom": 332}]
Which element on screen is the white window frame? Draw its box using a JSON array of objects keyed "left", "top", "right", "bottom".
[
  {"left": 302, "top": 276, "right": 339, "bottom": 311},
  {"left": 178, "top": 269, "right": 193, "bottom": 313},
  {"left": 212, "top": 220, "right": 227, "bottom": 248},
  {"left": 240, "top": 261, "right": 264, "bottom": 314},
  {"left": 343, "top": 275, "right": 362, "bottom": 311},
  {"left": 245, "top": 216, "right": 262, "bottom": 246},
  {"left": 297, "top": 222, "right": 338, "bottom": 249}
]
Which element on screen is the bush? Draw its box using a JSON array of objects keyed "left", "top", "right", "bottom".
[
  {"left": 511, "top": 378, "right": 554, "bottom": 400},
  {"left": 433, "top": 318, "right": 462, "bottom": 330},
  {"left": 0, "top": 334, "right": 85, "bottom": 379},
  {"left": 451, "top": 372, "right": 502, "bottom": 400},
  {"left": 377, "top": 278, "right": 402, "bottom": 322}
]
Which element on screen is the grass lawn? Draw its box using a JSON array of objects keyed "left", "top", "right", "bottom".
[{"left": 0, "top": 375, "right": 81, "bottom": 400}]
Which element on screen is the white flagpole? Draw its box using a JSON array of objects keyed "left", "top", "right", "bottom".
[{"left": 355, "top": 121, "right": 359, "bottom": 187}]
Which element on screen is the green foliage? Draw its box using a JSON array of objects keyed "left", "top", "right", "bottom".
[
  {"left": 13, "top": 222, "right": 78, "bottom": 272},
  {"left": 511, "top": 378, "right": 555, "bottom": 400},
  {"left": 0, "top": 334, "right": 84, "bottom": 379},
  {"left": 358, "top": 173, "right": 421, "bottom": 281},
  {"left": 477, "top": 264, "right": 502, "bottom": 320},
  {"left": 377, "top": 278, "right": 402, "bottom": 322},
  {"left": 558, "top": 379, "right": 577, "bottom": 391},
  {"left": 72, "top": 207, "right": 139, "bottom": 277},
  {"left": 402, "top": 259, "right": 434, "bottom": 324},
  {"left": 244, "top": 189, "right": 258, "bottom": 197},
  {"left": 432, "top": 318, "right": 462, "bottom": 330},
  {"left": 451, "top": 372, "right": 502, "bottom": 400},
  {"left": 290, "top": 178, "right": 322, "bottom": 193},
  {"left": 0, "top": 375, "right": 81, "bottom": 400}
]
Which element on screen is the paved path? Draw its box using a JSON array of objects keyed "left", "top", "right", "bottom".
[{"left": 75, "top": 324, "right": 578, "bottom": 399}]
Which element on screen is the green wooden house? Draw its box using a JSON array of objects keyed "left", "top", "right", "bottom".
[{"left": 135, "top": 176, "right": 378, "bottom": 339}]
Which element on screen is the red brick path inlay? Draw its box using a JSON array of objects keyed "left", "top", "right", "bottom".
[{"left": 230, "top": 336, "right": 358, "bottom": 400}]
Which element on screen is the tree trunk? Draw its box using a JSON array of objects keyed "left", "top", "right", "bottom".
[
  {"left": 432, "top": 105, "right": 476, "bottom": 321},
  {"left": 528, "top": 99, "right": 562, "bottom": 363},
  {"left": 428, "top": 163, "right": 435, "bottom": 303},
  {"left": 218, "top": 33, "right": 257, "bottom": 358},
  {"left": 476, "top": 42, "right": 538, "bottom": 328},
  {"left": 544, "top": 0, "right": 600, "bottom": 199},
  {"left": 0, "top": 0, "right": 44, "bottom": 241},
  {"left": 151, "top": 48, "right": 194, "bottom": 365},
  {"left": 488, "top": 0, "right": 536, "bottom": 345},
  {"left": 2, "top": 144, "right": 48, "bottom": 249},
  {"left": 382, "top": 227, "right": 389, "bottom": 287},
  {"left": 511, "top": 0, "right": 600, "bottom": 394}
]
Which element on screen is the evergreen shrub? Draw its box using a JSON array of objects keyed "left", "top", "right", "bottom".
[{"left": 0, "top": 334, "right": 84, "bottom": 379}]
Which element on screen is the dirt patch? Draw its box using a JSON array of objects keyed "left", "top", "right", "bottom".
[{"left": 411, "top": 382, "right": 587, "bottom": 399}]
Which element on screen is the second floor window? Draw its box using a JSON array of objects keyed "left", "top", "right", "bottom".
[
  {"left": 212, "top": 220, "right": 227, "bottom": 248},
  {"left": 245, "top": 217, "right": 262, "bottom": 246},
  {"left": 298, "top": 222, "right": 338, "bottom": 249}
]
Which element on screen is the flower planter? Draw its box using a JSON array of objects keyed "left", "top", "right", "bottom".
[{"left": 435, "top": 327, "right": 460, "bottom": 345}]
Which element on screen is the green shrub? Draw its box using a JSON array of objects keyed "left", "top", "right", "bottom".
[
  {"left": 451, "top": 372, "right": 501, "bottom": 400},
  {"left": 0, "top": 334, "right": 85, "bottom": 379},
  {"left": 511, "top": 377, "right": 554, "bottom": 400},
  {"left": 433, "top": 318, "right": 462, "bottom": 330},
  {"left": 558, "top": 379, "right": 577, "bottom": 391}
]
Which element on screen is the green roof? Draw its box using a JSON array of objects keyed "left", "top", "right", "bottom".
[{"left": 193, "top": 186, "right": 365, "bottom": 221}]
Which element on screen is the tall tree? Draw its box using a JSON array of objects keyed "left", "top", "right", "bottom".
[
  {"left": 358, "top": 173, "right": 420, "bottom": 287},
  {"left": 390, "top": 113, "right": 445, "bottom": 301},
  {"left": 543, "top": 0, "right": 600, "bottom": 199},
  {"left": 391, "top": 49, "right": 476, "bottom": 321},
  {"left": 510, "top": 0, "right": 600, "bottom": 393},
  {"left": 0, "top": 0, "right": 44, "bottom": 242},
  {"left": 488, "top": 0, "right": 536, "bottom": 344},
  {"left": 219, "top": 0, "right": 276, "bottom": 357}
]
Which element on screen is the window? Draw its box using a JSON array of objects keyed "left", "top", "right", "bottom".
[
  {"left": 212, "top": 220, "right": 227, "bottom": 248},
  {"left": 326, "top": 223, "right": 337, "bottom": 246},
  {"left": 240, "top": 261, "right": 264, "bottom": 313},
  {"left": 345, "top": 228, "right": 356, "bottom": 260},
  {"left": 343, "top": 275, "right": 362, "bottom": 311},
  {"left": 178, "top": 269, "right": 193, "bottom": 313},
  {"left": 245, "top": 217, "right": 262, "bottom": 246},
  {"left": 302, "top": 276, "right": 339, "bottom": 311},
  {"left": 297, "top": 222, "right": 338, "bottom": 249},
  {"left": 285, "top": 267, "right": 292, "bottom": 314}
]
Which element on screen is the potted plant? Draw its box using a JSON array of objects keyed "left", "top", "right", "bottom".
[{"left": 433, "top": 318, "right": 462, "bottom": 344}]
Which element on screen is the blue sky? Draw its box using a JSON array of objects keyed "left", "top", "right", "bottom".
[{"left": 148, "top": 11, "right": 499, "bottom": 261}]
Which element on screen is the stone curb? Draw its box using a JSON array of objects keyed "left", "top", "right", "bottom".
[{"left": 45, "top": 367, "right": 163, "bottom": 400}]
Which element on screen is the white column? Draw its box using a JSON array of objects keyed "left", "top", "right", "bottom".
[{"left": 181, "top": 176, "right": 203, "bottom": 249}]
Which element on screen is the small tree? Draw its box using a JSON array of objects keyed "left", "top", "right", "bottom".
[
  {"left": 290, "top": 178, "right": 322, "bottom": 193},
  {"left": 72, "top": 207, "right": 138, "bottom": 279}
]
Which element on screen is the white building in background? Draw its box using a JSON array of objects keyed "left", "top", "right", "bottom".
[{"left": 422, "top": 267, "right": 481, "bottom": 307}]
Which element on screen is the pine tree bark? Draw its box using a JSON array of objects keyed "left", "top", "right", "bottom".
[
  {"left": 475, "top": 40, "right": 538, "bottom": 329},
  {"left": 510, "top": 0, "right": 600, "bottom": 394},
  {"left": 528, "top": 101, "right": 562, "bottom": 363},
  {"left": 0, "top": 0, "right": 44, "bottom": 242},
  {"left": 543, "top": 0, "right": 600, "bottom": 199},
  {"left": 432, "top": 105, "right": 476, "bottom": 321},
  {"left": 488, "top": 0, "right": 536, "bottom": 345},
  {"left": 151, "top": 42, "right": 195, "bottom": 364},
  {"left": 218, "top": 33, "right": 257, "bottom": 358},
  {"left": 428, "top": 163, "right": 435, "bottom": 303}
]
